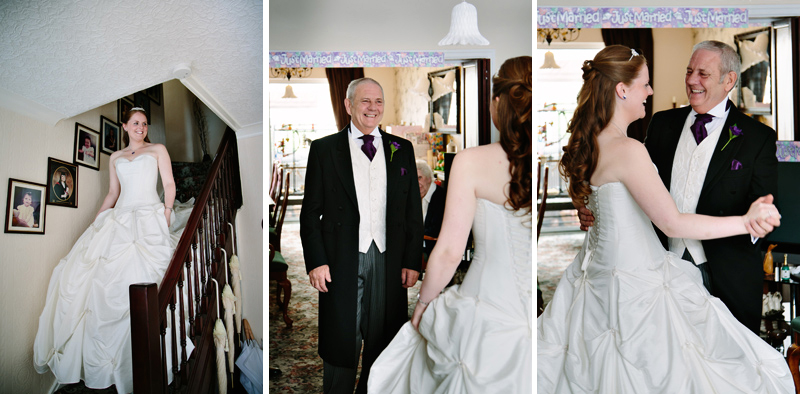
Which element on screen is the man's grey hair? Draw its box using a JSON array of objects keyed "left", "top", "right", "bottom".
[
  {"left": 415, "top": 159, "right": 433, "bottom": 179},
  {"left": 346, "top": 78, "right": 384, "bottom": 101},
  {"left": 692, "top": 40, "right": 740, "bottom": 89}
]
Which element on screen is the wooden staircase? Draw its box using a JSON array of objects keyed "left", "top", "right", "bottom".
[{"left": 129, "top": 127, "right": 244, "bottom": 393}]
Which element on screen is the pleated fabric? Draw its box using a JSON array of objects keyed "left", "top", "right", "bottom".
[
  {"left": 538, "top": 182, "right": 793, "bottom": 393},
  {"left": 34, "top": 155, "right": 194, "bottom": 393},
  {"left": 369, "top": 199, "right": 532, "bottom": 393}
]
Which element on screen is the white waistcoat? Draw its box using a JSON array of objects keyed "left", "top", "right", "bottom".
[
  {"left": 668, "top": 111, "right": 726, "bottom": 264},
  {"left": 349, "top": 135, "right": 387, "bottom": 253}
]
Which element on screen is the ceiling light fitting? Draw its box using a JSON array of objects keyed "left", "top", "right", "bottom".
[
  {"left": 270, "top": 67, "right": 312, "bottom": 81},
  {"left": 537, "top": 28, "right": 581, "bottom": 45},
  {"left": 438, "top": 1, "right": 489, "bottom": 46}
]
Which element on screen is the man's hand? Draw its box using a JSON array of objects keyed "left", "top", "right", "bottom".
[
  {"left": 401, "top": 268, "right": 419, "bottom": 289},
  {"left": 309, "top": 265, "right": 332, "bottom": 292},
  {"left": 577, "top": 205, "right": 595, "bottom": 231},
  {"left": 744, "top": 194, "right": 781, "bottom": 238}
]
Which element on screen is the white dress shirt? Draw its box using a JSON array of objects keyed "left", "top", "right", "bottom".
[
  {"left": 348, "top": 123, "right": 387, "bottom": 253},
  {"left": 422, "top": 182, "right": 437, "bottom": 222},
  {"left": 668, "top": 98, "right": 730, "bottom": 265}
]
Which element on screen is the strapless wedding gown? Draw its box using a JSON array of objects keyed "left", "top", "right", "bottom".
[
  {"left": 538, "top": 182, "right": 793, "bottom": 393},
  {"left": 369, "top": 198, "right": 532, "bottom": 393},
  {"left": 33, "top": 154, "right": 194, "bottom": 393}
]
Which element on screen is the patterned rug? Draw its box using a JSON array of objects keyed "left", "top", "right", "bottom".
[
  {"left": 537, "top": 231, "right": 585, "bottom": 307},
  {"left": 268, "top": 222, "right": 421, "bottom": 393}
]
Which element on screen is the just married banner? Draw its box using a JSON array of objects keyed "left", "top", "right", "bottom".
[
  {"left": 537, "top": 7, "right": 749, "bottom": 29},
  {"left": 269, "top": 51, "right": 446, "bottom": 68},
  {"left": 777, "top": 141, "right": 800, "bottom": 162}
]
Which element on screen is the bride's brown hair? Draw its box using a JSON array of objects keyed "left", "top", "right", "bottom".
[
  {"left": 559, "top": 45, "right": 646, "bottom": 206},
  {"left": 494, "top": 56, "right": 532, "bottom": 214}
]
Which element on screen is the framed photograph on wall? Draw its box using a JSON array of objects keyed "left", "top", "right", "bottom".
[
  {"left": 118, "top": 97, "right": 134, "bottom": 123},
  {"left": 4, "top": 178, "right": 46, "bottom": 234},
  {"left": 134, "top": 91, "right": 150, "bottom": 122},
  {"left": 735, "top": 27, "right": 772, "bottom": 115},
  {"left": 74, "top": 123, "right": 100, "bottom": 171},
  {"left": 100, "top": 115, "right": 120, "bottom": 155},
  {"left": 46, "top": 157, "right": 78, "bottom": 208},
  {"left": 146, "top": 84, "right": 162, "bottom": 106}
]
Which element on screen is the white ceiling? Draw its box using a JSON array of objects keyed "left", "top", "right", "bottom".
[{"left": 0, "top": 0, "right": 263, "bottom": 130}]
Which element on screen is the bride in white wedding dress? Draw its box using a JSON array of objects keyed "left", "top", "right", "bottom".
[
  {"left": 33, "top": 108, "right": 193, "bottom": 393},
  {"left": 369, "top": 56, "right": 532, "bottom": 393},
  {"left": 537, "top": 46, "right": 792, "bottom": 393}
]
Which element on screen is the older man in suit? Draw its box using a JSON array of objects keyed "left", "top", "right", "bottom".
[
  {"left": 416, "top": 159, "right": 446, "bottom": 258},
  {"left": 581, "top": 41, "right": 778, "bottom": 334},
  {"left": 301, "top": 77, "right": 423, "bottom": 394}
]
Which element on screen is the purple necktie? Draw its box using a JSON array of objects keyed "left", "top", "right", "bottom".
[
  {"left": 360, "top": 134, "right": 376, "bottom": 161},
  {"left": 691, "top": 113, "right": 713, "bottom": 145}
]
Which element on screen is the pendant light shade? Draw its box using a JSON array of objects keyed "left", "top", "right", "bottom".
[
  {"left": 540, "top": 51, "right": 560, "bottom": 69},
  {"left": 438, "top": 1, "right": 489, "bottom": 46},
  {"left": 282, "top": 85, "right": 297, "bottom": 99}
]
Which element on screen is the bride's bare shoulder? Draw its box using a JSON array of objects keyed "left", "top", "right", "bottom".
[{"left": 456, "top": 142, "right": 505, "bottom": 163}]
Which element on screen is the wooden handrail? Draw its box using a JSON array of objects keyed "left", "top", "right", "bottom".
[{"left": 131, "top": 127, "right": 243, "bottom": 393}]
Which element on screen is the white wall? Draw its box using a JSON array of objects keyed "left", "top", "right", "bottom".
[
  {"left": 235, "top": 128, "right": 264, "bottom": 342},
  {"left": 0, "top": 103, "right": 116, "bottom": 392},
  {"left": 652, "top": 29, "right": 694, "bottom": 112}
]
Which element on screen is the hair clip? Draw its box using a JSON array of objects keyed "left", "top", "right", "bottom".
[
  {"left": 130, "top": 107, "right": 146, "bottom": 112},
  {"left": 629, "top": 48, "right": 640, "bottom": 61}
]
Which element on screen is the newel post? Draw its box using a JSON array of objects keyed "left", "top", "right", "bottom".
[{"left": 130, "top": 283, "right": 166, "bottom": 394}]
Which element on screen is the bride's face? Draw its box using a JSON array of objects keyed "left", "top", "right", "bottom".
[
  {"left": 621, "top": 65, "right": 653, "bottom": 121},
  {"left": 124, "top": 112, "right": 148, "bottom": 143}
]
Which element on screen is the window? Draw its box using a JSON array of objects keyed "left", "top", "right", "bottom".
[
  {"left": 537, "top": 44, "right": 603, "bottom": 195},
  {"left": 269, "top": 79, "right": 338, "bottom": 194}
]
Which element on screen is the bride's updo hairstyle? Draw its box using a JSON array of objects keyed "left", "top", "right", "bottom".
[
  {"left": 559, "top": 45, "right": 646, "bottom": 206},
  {"left": 121, "top": 108, "right": 151, "bottom": 146},
  {"left": 493, "top": 55, "right": 532, "bottom": 214}
]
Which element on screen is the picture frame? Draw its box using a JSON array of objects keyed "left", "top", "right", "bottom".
[
  {"left": 134, "top": 91, "right": 151, "bottom": 123},
  {"left": 428, "top": 67, "right": 461, "bottom": 134},
  {"left": 46, "top": 157, "right": 78, "bottom": 208},
  {"left": 734, "top": 27, "right": 772, "bottom": 115},
  {"left": 5, "top": 178, "right": 46, "bottom": 234},
  {"left": 100, "top": 115, "right": 120, "bottom": 155},
  {"left": 118, "top": 97, "right": 134, "bottom": 123},
  {"left": 74, "top": 123, "right": 100, "bottom": 171},
  {"left": 146, "top": 84, "right": 162, "bottom": 106}
]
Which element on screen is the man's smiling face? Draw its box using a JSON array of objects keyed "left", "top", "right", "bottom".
[
  {"left": 685, "top": 48, "right": 735, "bottom": 114},
  {"left": 345, "top": 81, "right": 384, "bottom": 134}
]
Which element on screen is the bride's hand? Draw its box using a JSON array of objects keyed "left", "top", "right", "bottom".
[
  {"left": 165, "top": 210, "right": 171, "bottom": 227},
  {"left": 411, "top": 302, "right": 427, "bottom": 332},
  {"left": 744, "top": 194, "right": 780, "bottom": 238}
]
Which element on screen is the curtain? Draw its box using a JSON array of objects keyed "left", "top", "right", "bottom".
[
  {"left": 601, "top": 29, "right": 654, "bottom": 143},
  {"left": 326, "top": 68, "right": 365, "bottom": 131}
]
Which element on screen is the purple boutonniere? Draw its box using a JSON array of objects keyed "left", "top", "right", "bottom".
[
  {"left": 400, "top": 167, "right": 407, "bottom": 176},
  {"left": 731, "top": 159, "right": 742, "bottom": 171},
  {"left": 390, "top": 141, "right": 401, "bottom": 162},
  {"left": 721, "top": 124, "right": 742, "bottom": 151}
]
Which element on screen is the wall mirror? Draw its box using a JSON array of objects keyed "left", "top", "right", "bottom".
[
  {"left": 428, "top": 67, "right": 461, "bottom": 133},
  {"left": 735, "top": 27, "right": 772, "bottom": 115}
]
